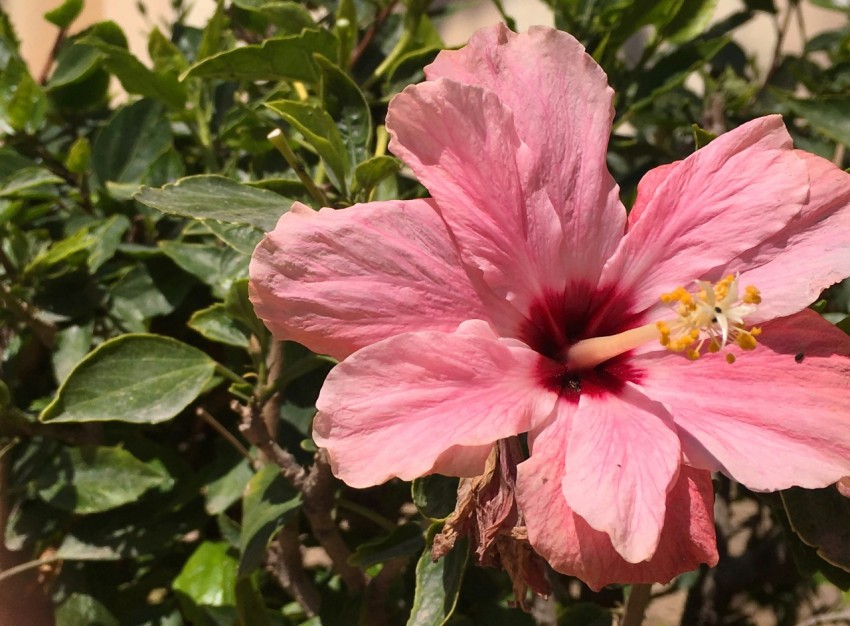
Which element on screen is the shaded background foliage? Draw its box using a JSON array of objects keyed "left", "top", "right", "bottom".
[{"left": 1, "top": 0, "right": 850, "bottom": 624}]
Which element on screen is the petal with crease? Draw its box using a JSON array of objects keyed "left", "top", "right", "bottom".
[
  {"left": 313, "top": 323, "right": 557, "bottom": 488},
  {"left": 728, "top": 151, "right": 850, "bottom": 322},
  {"left": 388, "top": 79, "right": 573, "bottom": 323},
  {"left": 518, "top": 410, "right": 717, "bottom": 591},
  {"left": 249, "top": 200, "right": 488, "bottom": 360},
  {"left": 426, "top": 24, "right": 626, "bottom": 285},
  {"left": 602, "top": 116, "right": 808, "bottom": 315},
  {"left": 636, "top": 309, "right": 850, "bottom": 491},
  {"left": 562, "top": 386, "right": 681, "bottom": 563}
]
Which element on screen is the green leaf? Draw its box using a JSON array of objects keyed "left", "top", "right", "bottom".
[
  {"left": 239, "top": 465, "right": 301, "bottom": 576},
  {"left": 406, "top": 526, "right": 468, "bottom": 626},
  {"left": 691, "top": 124, "right": 717, "bottom": 149},
  {"left": 661, "top": 0, "right": 719, "bottom": 44},
  {"left": 173, "top": 541, "right": 239, "bottom": 608},
  {"left": 52, "top": 324, "right": 93, "bottom": 384},
  {"left": 182, "top": 29, "right": 339, "bottom": 83},
  {"left": 56, "top": 593, "right": 119, "bottom": 626},
  {"left": 316, "top": 55, "right": 372, "bottom": 175},
  {"left": 0, "top": 167, "right": 63, "bottom": 197},
  {"left": 65, "top": 137, "right": 92, "bottom": 174},
  {"left": 266, "top": 100, "right": 348, "bottom": 193},
  {"left": 412, "top": 475, "right": 459, "bottom": 521},
  {"left": 93, "top": 99, "right": 173, "bottom": 186},
  {"left": 88, "top": 215, "right": 131, "bottom": 272},
  {"left": 76, "top": 37, "right": 187, "bottom": 108},
  {"left": 0, "top": 38, "right": 47, "bottom": 134},
  {"left": 354, "top": 156, "right": 401, "bottom": 198},
  {"left": 36, "top": 445, "right": 169, "bottom": 514},
  {"left": 39, "top": 334, "right": 217, "bottom": 424},
  {"left": 349, "top": 522, "right": 425, "bottom": 568},
  {"left": 204, "top": 457, "right": 254, "bottom": 515},
  {"left": 784, "top": 97, "right": 850, "bottom": 148},
  {"left": 204, "top": 220, "right": 264, "bottom": 255},
  {"left": 231, "top": 0, "right": 316, "bottom": 33},
  {"left": 159, "top": 240, "right": 248, "bottom": 298},
  {"left": 189, "top": 304, "right": 252, "bottom": 348},
  {"left": 110, "top": 261, "right": 192, "bottom": 328},
  {"left": 225, "top": 278, "right": 268, "bottom": 338},
  {"left": 198, "top": 0, "right": 229, "bottom": 61},
  {"left": 135, "top": 175, "right": 289, "bottom": 231},
  {"left": 44, "top": 0, "right": 84, "bottom": 29},
  {"left": 782, "top": 486, "right": 850, "bottom": 571},
  {"left": 235, "top": 575, "right": 273, "bottom": 626}
]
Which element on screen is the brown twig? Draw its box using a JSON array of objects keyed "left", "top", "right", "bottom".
[
  {"left": 267, "top": 522, "right": 322, "bottom": 617},
  {"left": 38, "top": 27, "right": 67, "bottom": 85},
  {"left": 236, "top": 402, "right": 367, "bottom": 594},
  {"left": 0, "top": 284, "right": 55, "bottom": 348},
  {"left": 196, "top": 407, "right": 253, "bottom": 463},
  {"left": 363, "top": 556, "right": 408, "bottom": 626},
  {"left": 795, "top": 610, "right": 850, "bottom": 626},
  {"left": 349, "top": 0, "right": 400, "bottom": 68},
  {"left": 262, "top": 341, "right": 283, "bottom": 441}
]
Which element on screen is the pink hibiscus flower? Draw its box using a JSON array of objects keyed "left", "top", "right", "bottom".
[{"left": 249, "top": 24, "right": 850, "bottom": 590}]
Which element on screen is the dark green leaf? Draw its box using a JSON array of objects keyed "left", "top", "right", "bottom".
[
  {"left": 135, "top": 175, "right": 289, "bottom": 231},
  {"left": 56, "top": 593, "right": 119, "bottom": 626},
  {"left": 782, "top": 486, "right": 850, "bottom": 571},
  {"left": 661, "top": 0, "right": 719, "bottom": 44},
  {"left": 784, "top": 97, "right": 850, "bottom": 148},
  {"left": 334, "top": 0, "right": 358, "bottom": 66},
  {"left": 159, "top": 240, "right": 248, "bottom": 298},
  {"left": 0, "top": 38, "right": 47, "bottom": 134},
  {"left": 182, "top": 29, "right": 339, "bottom": 83},
  {"left": 0, "top": 167, "right": 63, "bottom": 197},
  {"left": 88, "top": 215, "right": 131, "bottom": 272},
  {"left": 204, "top": 457, "right": 254, "bottom": 515},
  {"left": 52, "top": 324, "right": 93, "bottom": 384},
  {"left": 691, "top": 124, "right": 717, "bottom": 149},
  {"left": 189, "top": 304, "right": 252, "bottom": 348},
  {"left": 225, "top": 279, "right": 268, "bottom": 339},
  {"left": 92, "top": 99, "right": 173, "bottom": 186},
  {"left": 204, "top": 221, "right": 264, "bottom": 255},
  {"left": 76, "top": 37, "right": 187, "bottom": 108},
  {"left": 197, "top": 0, "right": 229, "bottom": 61},
  {"left": 39, "top": 334, "right": 217, "bottom": 424},
  {"left": 231, "top": 0, "right": 316, "bottom": 33},
  {"left": 235, "top": 575, "right": 273, "bottom": 626},
  {"left": 316, "top": 55, "right": 372, "bottom": 173},
  {"left": 44, "top": 0, "right": 84, "bottom": 29},
  {"left": 349, "top": 522, "right": 425, "bottom": 568},
  {"left": 406, "top": 526, "right": 467, "bottom": 626},
  {"left": 239, "top": 465, "right": 301, "bottom": 576},
  {"left": 412, "top": 475, "right": 459, "bottom": 521},
  {"left": 266, "top": 100, "right": 348, "bottom": 193},
  {"left": 36, "top": 445, "right": 169, "bottom": 514}
]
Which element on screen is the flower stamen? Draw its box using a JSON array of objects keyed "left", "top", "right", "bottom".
[{"left": 658, "top": 274, "right": 761, "bottom": 362}]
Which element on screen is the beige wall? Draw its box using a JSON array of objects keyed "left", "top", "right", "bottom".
[{"left": 4, "top": 0, "right": 847, "bottom": 76}]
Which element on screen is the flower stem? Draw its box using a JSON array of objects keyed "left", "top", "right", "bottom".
[
  {"left": 268, "top": 129, "right": 330, "bottom": 208},
  {"left": 621, "top": 583, "right": 652, "bottom": 626}
]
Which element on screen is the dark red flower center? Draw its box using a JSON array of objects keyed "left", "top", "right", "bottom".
[{"left": 518, "top": 281, "right": 645, "bottom": 401}]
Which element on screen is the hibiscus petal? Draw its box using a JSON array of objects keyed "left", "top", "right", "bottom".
[
  {"left": 249, "top": 200, "right": 489, "bottom": 360},
  {"left": 560, "top": 385, "right": 682, "bottom": 563},
  {"left": 387, "top": 79, "right": 578, "bottom": 327},
  {"left": 425, "top": 24, "right": 626, "bottom": 285},
  {"left": 517, "top": 411, "right": 717, "bottom": 591},
  {"left": 728, "top": 151, "right": 850, "bottom": 322},
  {"left": 602, "top": 116, "right": 809, "bottom": 314},
  {"left": 636, "top": 309, "right": 850, "bottom": 491},
  {"left": 312, "top": 323, "right": 557, "bottom": 488}
]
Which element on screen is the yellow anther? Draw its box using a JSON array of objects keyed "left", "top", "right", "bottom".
[
  {"left": 725, "top": 353, "right": 736, "bottom": 364},
  {"left": 656, "top": 274, "right": 762, "bottom": 363},
  {"left": 750, "top": 326, "right": 762, "bottom": 337},
  {"left": 743, "top": 285, "right": 762, "bottom": 305},
  {"left": 737, "top": 332, "right": 758, "bottom": 351}
]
